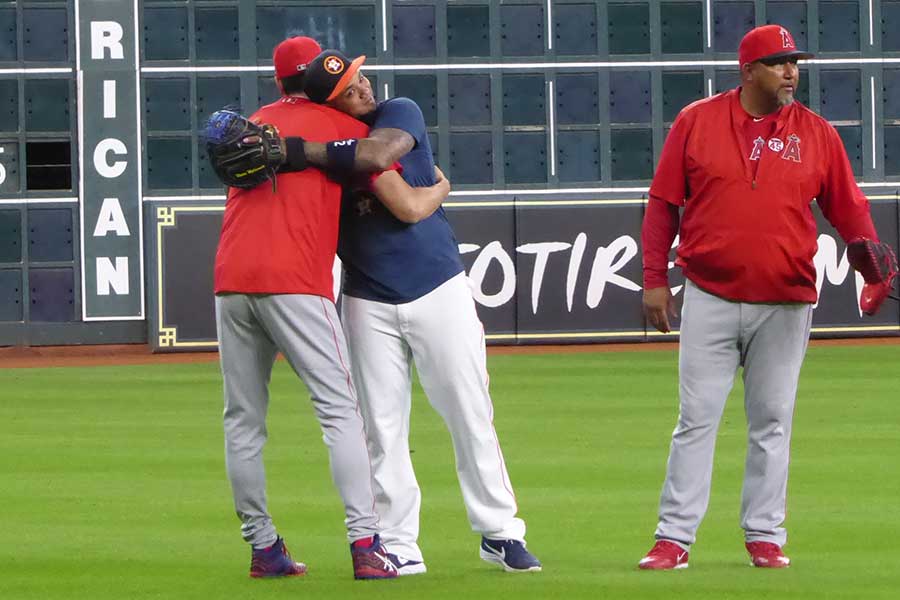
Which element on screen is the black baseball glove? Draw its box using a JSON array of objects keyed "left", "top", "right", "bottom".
[{"left": 203, "top": 110, "right": 285, "bottom": 190}]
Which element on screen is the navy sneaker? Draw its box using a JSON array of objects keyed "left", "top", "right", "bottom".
[
  {"left": 386, "top": 553, "right": 427, "bottom": 576},
  {"left": 479, "top": 537, "right": 542, "bottom": 573},
  {"left": 250, "top": 537, "right": 307, "bottom": 578},
  {"left": 350, "top": 534, "right": 399, "bottom": 580}
]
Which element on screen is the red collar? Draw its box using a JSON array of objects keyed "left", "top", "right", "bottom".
[
  {"left": 280, "top": 95, "right": 312, "bottom": 105},
  {"left": 730, "top": 87, "right": 792, "bottom": 127}
]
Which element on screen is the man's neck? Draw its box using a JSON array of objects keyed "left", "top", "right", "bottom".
[{"left": 739, "top": 87, "right": 780, "bottom": 118}]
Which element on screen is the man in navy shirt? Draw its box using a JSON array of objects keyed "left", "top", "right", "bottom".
[{"left": 293, "top": 49, "right": 542, "bottom": 575}]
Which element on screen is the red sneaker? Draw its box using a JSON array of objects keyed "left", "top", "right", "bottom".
[
  {"left": 746, "top": 541, "right": 790, "bottom": 568},
  {"left": 638, "top": 540, "right": 689, "bottom": 570}
]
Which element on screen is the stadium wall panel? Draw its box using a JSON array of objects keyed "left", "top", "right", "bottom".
[{"left": 1, "top": 1, "right": 899, "bottom": 348}]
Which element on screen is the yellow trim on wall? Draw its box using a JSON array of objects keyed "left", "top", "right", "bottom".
[{"left": 156, "top": 206, "right": 225, "bottom": 349}]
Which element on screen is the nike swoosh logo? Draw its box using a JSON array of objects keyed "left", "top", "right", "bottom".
[
  {"left": 677, "top": 552, "right": 687, "bottom": 561},
  {"left": 487, "top": 546, "right": 506, "bottom": 560},
  {"left": 753, "top": 117, "right": 764, "bottom": 122}
]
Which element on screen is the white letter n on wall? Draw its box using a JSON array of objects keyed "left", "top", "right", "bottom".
[{"left": 96, "top": 257, "right": 129, "bottom": 295}]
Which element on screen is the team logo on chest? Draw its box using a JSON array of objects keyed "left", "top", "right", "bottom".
[
  {"left": 781, "top": 134, "right": 801, "bottom": 163},
  {"left": 749, "top": 133, "right": 802, "bottom": 163},
  {"left": 354, "top": 191, "right": 375, "bottom": 216},
  {"left": 750, "top": 136, "right": 765, "bottom": 160}
]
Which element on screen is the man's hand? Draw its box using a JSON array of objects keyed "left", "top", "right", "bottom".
[
  {"left": 433, "top": 165, "right": 448, "bottom": 188},
  {"left": 643, "top": 286, "right": 678, "bottom": 333}
]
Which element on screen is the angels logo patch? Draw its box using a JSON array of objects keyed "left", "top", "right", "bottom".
[{"left": 781, "top": 134, "right": 801, "bottom": 163}]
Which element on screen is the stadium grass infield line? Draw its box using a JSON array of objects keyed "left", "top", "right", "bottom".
[{"left": 1, "top": 345, "right": 898, "bottom": 599}]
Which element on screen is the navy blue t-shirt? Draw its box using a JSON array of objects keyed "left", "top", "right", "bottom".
[{"left": 338, "top": 97, "right": 464, "bottom": 303}]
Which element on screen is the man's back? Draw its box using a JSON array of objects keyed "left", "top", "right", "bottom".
[{"left": 215, "top": 97, "right": 368, "bottom": 299}]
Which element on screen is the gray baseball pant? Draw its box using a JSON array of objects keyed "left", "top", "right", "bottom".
[
  {"left": 216, "top": 293, "right": 379, "bottom": 548},
  {"left": 655, "top": 279, "right": 813, "bottom": 548}
]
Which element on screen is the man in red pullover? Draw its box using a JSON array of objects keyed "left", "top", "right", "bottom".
[{"left": 638, "top": 25, "right": 885, "bottom": 570}]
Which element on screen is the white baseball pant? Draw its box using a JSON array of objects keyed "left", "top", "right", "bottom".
[{"left": 340, "top": 272, "right": 526, "bottom": 562}]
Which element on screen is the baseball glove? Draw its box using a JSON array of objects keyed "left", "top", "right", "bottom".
[
  {"left": 846, "top": 237, "right": 899, "bottom": 315},
  {"left": 203, "top": 109, "right": 285, "bottom": 190}
]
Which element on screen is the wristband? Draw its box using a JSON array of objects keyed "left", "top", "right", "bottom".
[
  {"left": 280, "top": 137, "right": 307, "bottom": 173},
  {"left": 326, "top": 139, "right": 358, "bottom": 174}
]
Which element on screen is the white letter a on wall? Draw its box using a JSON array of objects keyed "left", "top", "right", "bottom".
[{"left": 93, "top": 197, "right": 131, "bottom": 237}]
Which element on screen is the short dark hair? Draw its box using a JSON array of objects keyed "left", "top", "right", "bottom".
[{"left": 280, "top": 73, "right": 305, "bottom": 95}]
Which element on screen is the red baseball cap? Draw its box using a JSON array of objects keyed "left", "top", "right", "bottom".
[
  {"left": 738, "top": 25, "right": 813, "bottom": 66},
  {"left": 273, "top": 36, "right": 322, "bottom": 79}
]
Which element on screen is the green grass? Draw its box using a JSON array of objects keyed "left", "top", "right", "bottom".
[{"left": 1, "top": 345, "right": 899, "bottom": 599}]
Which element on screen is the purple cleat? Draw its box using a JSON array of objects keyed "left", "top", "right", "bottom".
[{"left": 249, "top": 537, "right": 307, "bottom": 578}]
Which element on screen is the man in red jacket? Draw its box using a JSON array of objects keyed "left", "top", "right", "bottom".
[
  {"left": 638, "top": 25, "right": 886, "bottom": 570},
  {"left": 214, "top": 36, "right": 447, "bottom": 580}
]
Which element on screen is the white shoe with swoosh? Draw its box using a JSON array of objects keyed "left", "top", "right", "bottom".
[{"left": 479, "top": 537, "right": 542, "bottom": 573}]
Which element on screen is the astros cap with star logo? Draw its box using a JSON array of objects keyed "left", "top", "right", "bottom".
[{"left": 303, "top": 49, "right": 367, "bottom": 104}]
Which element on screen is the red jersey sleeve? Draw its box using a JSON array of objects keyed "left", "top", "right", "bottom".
[
  {"left": 816, "top": 124, "right": 878, "bottom": 242},
  {"left": 648, "top": 110, "right": 691, "bottom": 207},
  {"left": 641, "top": 195, "right": 680, "bottom": 289},
  {"left": 365, "top": 162, "right": 403, "bottom": 189}
]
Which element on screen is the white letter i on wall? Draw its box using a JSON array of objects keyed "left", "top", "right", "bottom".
[{"left": 103, "top": 80, "right": 117, "bottom": 119}]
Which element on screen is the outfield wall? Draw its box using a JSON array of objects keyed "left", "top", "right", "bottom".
[{"left": 1, "top": 1, "right": 900, "bottom": 348}]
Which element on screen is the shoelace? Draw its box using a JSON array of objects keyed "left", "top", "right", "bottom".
[{"left": 373, "top": 549, "right": 397, "bottom": 572}]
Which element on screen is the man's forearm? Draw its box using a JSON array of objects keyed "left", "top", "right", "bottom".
[
  {"left": 642, "top": 195, "right": 680, "bottom": 289},
  {"left": 287, "top": 139, "right": 398, "bottom": 173},
  {"left": 301, "top": 140, "right": 328, "bottom": 168},
  {"left": 351, "top": 139, "right": 397, "bottom": 171},
  {"left": 284, "top": 127, "right": 414, "bottom": 175}
]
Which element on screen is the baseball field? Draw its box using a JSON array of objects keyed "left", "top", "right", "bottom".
[{"left": 2, "top": 342, "right": 898, "bottom": 599}]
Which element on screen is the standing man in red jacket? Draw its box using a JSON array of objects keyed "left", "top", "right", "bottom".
[{"left": 638, "top": 25, "right": 893, "bottom": 570}]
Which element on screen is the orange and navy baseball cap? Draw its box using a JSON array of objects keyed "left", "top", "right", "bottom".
[
  {"left": 738, "top": 25, "right": 813, "bottom": 66},
  {"left": 273, "top": 36, "right": 322, "bottom": 80},
  {"left": 303, "top": 49, "right": 367, "bottom": 104}
]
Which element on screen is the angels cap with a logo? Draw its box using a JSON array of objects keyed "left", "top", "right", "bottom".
[
  {"left": 738, "top": 24, "right": 814, "bottom": 66},
  {"left": 272, "top": 36, "right": 322, "bottom": 79},
  {"left": 303, "top": 49, "right": 367, "bottom": 104}
]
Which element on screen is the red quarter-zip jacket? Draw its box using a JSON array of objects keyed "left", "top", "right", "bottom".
[{"left": 643, "top": 88, "right": 877, "bottom": 303}]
